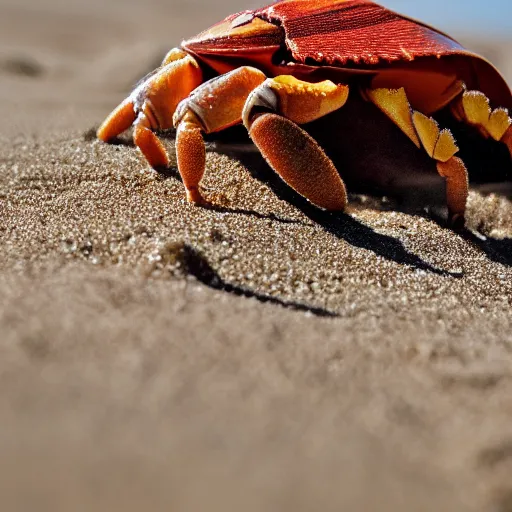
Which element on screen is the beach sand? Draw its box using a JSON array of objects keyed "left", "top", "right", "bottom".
[{"left": 1, "top": 1, "right": 512, "bottom": 510}]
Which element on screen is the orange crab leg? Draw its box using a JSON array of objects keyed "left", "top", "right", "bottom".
[
  {"left": 451, "top": 90, "right": 511, "bottom": 139},
  {"left": 367, "top": 87, "right": 468, "bottom": 227},
  {"left": 175, "top": 111, "right": 206, "bottom": 203},
  {"left": 173, "top": 66, "right": 267, "bottom": 203},
  {"left": 450, "top": 90, "right": 512, "bottom": 159},
  {"left": 244, "top": 75, "right": 349, "bottom": 126},
  {"left": 436, "top": 157, "right": 468, "bottom": 229},
  {"left": 174, "top": 72, "right": 349, "bottom": 208},
  {"left": 97, "top": 50, "right": 203, "bottom": 169},
  {"left": 97, "top": 99, "right": 136, "bottom": 142},
  {"left": 503, "top": 125, "right": 512, "bottom": 159},
  {"left": 412, "top": 111, "right": 468, "bottom": 227},
  {"left": 248, "top": 113, "right": 347, "bottom": 210},
  {"left": 132, "top": 113, "right": 169, "bottom": 169},
  {"left": 242, "top": 76, "right": 349, "bottom": 210}
]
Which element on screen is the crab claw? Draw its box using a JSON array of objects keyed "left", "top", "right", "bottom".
[
  {"left": 249, "top": 113, "right": 347, "bottom": 210},
  {"left": 97, "top": 99, "right": 136, "bottom": 142}
]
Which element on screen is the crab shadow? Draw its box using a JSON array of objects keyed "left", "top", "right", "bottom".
[
  {"left": 206, "top": 157, "right": 442, "bottom": 276},
  {"left": 428, "top": 211, "right": 512, "bottom": 267},
  {"left": 149, "top": 135, "right": 460, "bottom": 276},
  {"left": 156, "top": 162, "right": 315, "bottom": 227},
  {"left": 168, "top": 145, "right": 512, "bottom": 269},
  {"left": 93, "top": 125, "right": 512, "bottom": 269},
  {"left": 149, "top": 139, "right": 451, "bottom": 276},
  {"left": 211, "top": 110, "right": 512, "bottom": 270},
  {"left": 463, "top": 233, "right": 512, "bottom": 266},
  {"left": 176, "top": 243, "right": 337, "bottom": 317}
]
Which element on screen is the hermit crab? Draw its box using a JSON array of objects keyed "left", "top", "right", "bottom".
[{"left": 97, "top": 0, "right": 512, "bottom": 227}]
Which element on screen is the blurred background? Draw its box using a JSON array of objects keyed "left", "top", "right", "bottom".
[
  {"left": 0, "top": 0, "right": 510, "bottom": 136},
  {"left": 385, "top": 0, "right": 512, "bottom": 38},
  {"left": 0, "top": 2, "right": 511, "bottom": 511}
]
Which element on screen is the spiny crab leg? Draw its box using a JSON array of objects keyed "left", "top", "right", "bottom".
[
  {"left": 173, "top": 66, "right": 267, "bottom": 203},
  {"left": 503, "top": 125, "right": 512, "bottom": 159},
  {"left": 436, "top": 157, "right": 468, "bottom": 228},
  {"left": 367, "top": 87, "right": 467, "bottom": 227},
  {"left": 242, "top": 75, "right": 350, "bottom": 210},
  {"left": 97, "top": 49, "right": 203, "bottom": 169},
  {"left": 450, "top": 89, "right": 512, "bottom": 161}
]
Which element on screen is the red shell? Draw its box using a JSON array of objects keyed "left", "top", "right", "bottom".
[
  {"left": 256, "top": 0, "right": 466, "bottom": 66},
  {"left": 183, "top": 0, "right": 512, "bottom": 111}
]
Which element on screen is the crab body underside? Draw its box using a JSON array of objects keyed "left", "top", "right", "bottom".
[{"left": 97, "top": 0, "right": 512, "bottom": 228}]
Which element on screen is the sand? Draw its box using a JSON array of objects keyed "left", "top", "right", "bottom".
[{"left": 1, "top": 0, "right": 512, "bottom": 510}]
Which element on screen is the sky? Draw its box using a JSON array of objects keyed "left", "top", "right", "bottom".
[{"left": 382, "top": 0, "right": 512, "bottom": 37}]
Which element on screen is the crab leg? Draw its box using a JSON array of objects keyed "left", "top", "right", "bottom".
[
  {"left": 172, "top": 66, "right": 267, "bottom": 203},
  {"left": 450, "top": 90, "right": 512, "bottom": 159},
  {"left": 242, "top": 76, "right": 349, "bottom": 210},
  {"left": 367, "top": 87, "right": 468, "bottom": 227},
  {"left": 97, "top": 49, "right": 203, "bottom": 168},
  {"left": 96, "top": 98, "right": 136, "bottom": 143},
  {"left": 175, "top": 110, "right": 207, "bottom": 204},
  {"left": 504, "top": 126, "right": 512, "bottom": 158},
  {"left": 132, "top": 113, "right": 170, "bottom": 169}
]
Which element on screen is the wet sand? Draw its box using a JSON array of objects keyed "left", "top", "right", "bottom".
[{"left": 1, "top": 1, "right": 512, "bottom": 510}]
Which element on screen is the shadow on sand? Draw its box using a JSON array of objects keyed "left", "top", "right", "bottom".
[
  {"left": 173, "top": 242, "right": 338, "bottom": 317},
  {"left": 93, "top": 126, "right": 511, "bottom": 270},
  {"left": 233, "top": 150, "right": 467, "bottom": 277}
]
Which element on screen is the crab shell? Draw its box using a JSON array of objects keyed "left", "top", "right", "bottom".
[{"left": 182, "top": 0, "right": 512, "bottom": 116}]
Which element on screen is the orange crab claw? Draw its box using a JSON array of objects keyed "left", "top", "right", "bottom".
[
  {"left": 249, "top": 113, "right": 347, "bottom": 211},
  {"left": 97, "top": 99, "right": 136, "bottom": 142}
]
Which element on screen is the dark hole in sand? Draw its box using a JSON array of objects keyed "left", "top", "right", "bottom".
[{"left": 1, "top": 57, "right": 44, "bottom": 78}]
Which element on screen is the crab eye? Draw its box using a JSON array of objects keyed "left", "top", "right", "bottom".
[{"left": 230, "top": 12, "right": 254, "bottom": 28}]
